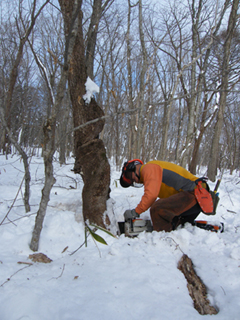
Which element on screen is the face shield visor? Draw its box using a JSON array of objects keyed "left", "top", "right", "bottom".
[
  {"left": 132, "top": 181, "right": 143, "bottom": 188},
  {"left": 120, "top": 159, "right": 143, "bottom": 188}
]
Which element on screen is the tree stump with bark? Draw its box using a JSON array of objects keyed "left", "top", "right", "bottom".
[
  {"left": 59, "top": 1, "right": 111, "bottom": 229},
  {"left": 178, "top": 254, "right": 218, "bottom": 315},
  {"left": 74, "top": 138, "right": 110, "bottom": 227}
]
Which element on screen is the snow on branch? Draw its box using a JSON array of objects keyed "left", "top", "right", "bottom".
[{"left": 83, "top": 77, "right": 100, "bottom": 103}]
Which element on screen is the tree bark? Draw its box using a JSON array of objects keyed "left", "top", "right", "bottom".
[
  {"left": 126, "top": 0, "right": 135, "bottom": 160},
  {"left": 59, "top": 0, "right": 110, "bottom": 228},
  {"left": 0, "top": 0, "right": 50, "bottom": 212},
  {"left": 136, "top": 0, "right": 147, "bottom": 158},
  {"left": 0, "top": 107, "right": 31, "bottom": 213},
  {"left": 189, "top": 91, "right": 218, "bottom": 174},
  {"left": 178, "top": 254, "right": 218, "bottom": 315},
  {"left": 86, "top": 0, "right": 113, "bottom": 79},
  {"left": 30, "top": 0, "right": 81, "bottom": 251},
  {"left": 181, "top": 0, "right": 202, "bottom": 168},
  {"left": 189, "top": 0, "right": 231, "bottom": 174},
  {"left": 3, "top": 0, "right": 50, "bottom": 154},
  {"left": 207, "top": 0, "right": 240, "bottom": 181},
  {"left": 30, "top": 119, "right": 56, "bottom": 251}
]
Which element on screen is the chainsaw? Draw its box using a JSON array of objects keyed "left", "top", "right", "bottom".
[
  {"left": 118, "top": 218, "right": 224, "bottom": 237},
  {"left": 118, "top": 218, "right": 153, "bottom": 237}
]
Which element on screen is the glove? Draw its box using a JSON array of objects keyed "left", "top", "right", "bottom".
[
  {"left": 124, "top": 209, "right": 139, "bottom": 220},
  {"left": 195, "top": 177, "right": 208, "bottom": 184}
]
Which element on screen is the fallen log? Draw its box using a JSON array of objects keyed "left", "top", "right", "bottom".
[{"left": 178, "top": 254, "right": 218, "bottom": 315}]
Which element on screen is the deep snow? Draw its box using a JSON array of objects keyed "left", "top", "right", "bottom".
[{"left": 0, "top": 154, "right": 240, "bottom": 320}]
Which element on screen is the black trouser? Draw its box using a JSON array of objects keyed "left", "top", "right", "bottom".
[{"left": 172, "top": 202, "right": 201, "bottom": 230}]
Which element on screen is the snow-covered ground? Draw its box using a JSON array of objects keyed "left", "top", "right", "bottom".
[{"left": 0, "top": 154, "right": 240, "bottom": 320}]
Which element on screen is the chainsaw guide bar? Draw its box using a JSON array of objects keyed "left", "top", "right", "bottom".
[{"left": 118, "top": 219, "right": 224, "bottom": 237}]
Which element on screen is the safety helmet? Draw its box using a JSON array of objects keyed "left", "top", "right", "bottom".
[{"left": 120, "top": 159, "right": 143, "bottom": 188}]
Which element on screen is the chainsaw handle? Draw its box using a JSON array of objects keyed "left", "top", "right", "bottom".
[
  {"left": 130, "top": 219, "right": 133, "bottom": 231},
  {"left": 214, "top": 179, "right": 221, "bottom": 193}
]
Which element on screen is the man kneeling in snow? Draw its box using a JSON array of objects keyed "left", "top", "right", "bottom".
[{"left": 120, "top": 159, "right": 213, "bottom": 232}]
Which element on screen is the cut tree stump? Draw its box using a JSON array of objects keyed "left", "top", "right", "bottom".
[{"left": 178, "top": 254, "right": 218, "bottom": 315}]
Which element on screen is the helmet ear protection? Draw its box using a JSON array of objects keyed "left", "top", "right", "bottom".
[{"left": 120, "top": 159, "right": 143, "bottom": 188}]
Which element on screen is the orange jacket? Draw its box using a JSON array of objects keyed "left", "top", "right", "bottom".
[{"left": 135, "top": 161, "right": 198, "bottom": 214}]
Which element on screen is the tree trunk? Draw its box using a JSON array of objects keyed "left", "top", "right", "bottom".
[
  {"left": 59, "top": 0, "right": 110, "bottom": 228},
  {"left": 207, "top": 0, "right": 239, "bottom": 181},
  {"left": 126, "top": 0, "right": 135, "bottom": 160},
  {"left": 30, "top": 0, "right": 80, "bottom": 251},
  {"left": 0, "top": 0, "right": 49, "bottom": 212},
  {"left": 2, "top": 0, "right": 50, "bottom": 154},
  {"left": 189, "top": 0, "right": 231, "bottom": 174},
  {"left": 189, "top": 92, "right": 217, "bottom": 174},
  {"left": 181, "top": 0, "right": 202, "bottom": 168},
  {"left": 30, "top": 120, "right": 56, "bottom": 251},
  {"left": 86, "top": 0, "right": 113, "bottom": 79},
  {"left": 0, "top": 107, "right": 31, "bottom": 213},
  {"left": 136, "top": 0, "right": 147, "bottom": 158},
  {"left": 85, "top": 0, "right": 102, "bottom": 79}
]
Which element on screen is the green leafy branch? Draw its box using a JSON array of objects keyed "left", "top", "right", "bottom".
[{"left": 69, "top": 222, "right": 116, "bottom": 256}]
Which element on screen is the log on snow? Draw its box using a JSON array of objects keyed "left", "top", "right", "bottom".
[{"left": 178, "top": 254, "right": 218, "bottom": 315}]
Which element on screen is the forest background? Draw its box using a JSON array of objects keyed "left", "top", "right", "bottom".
[
  {"left": 0, "top": 0, "right": 240, "bottom": 247},
  {"left": 1, "top": 0, "right": 240, "bottom": 173}
]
